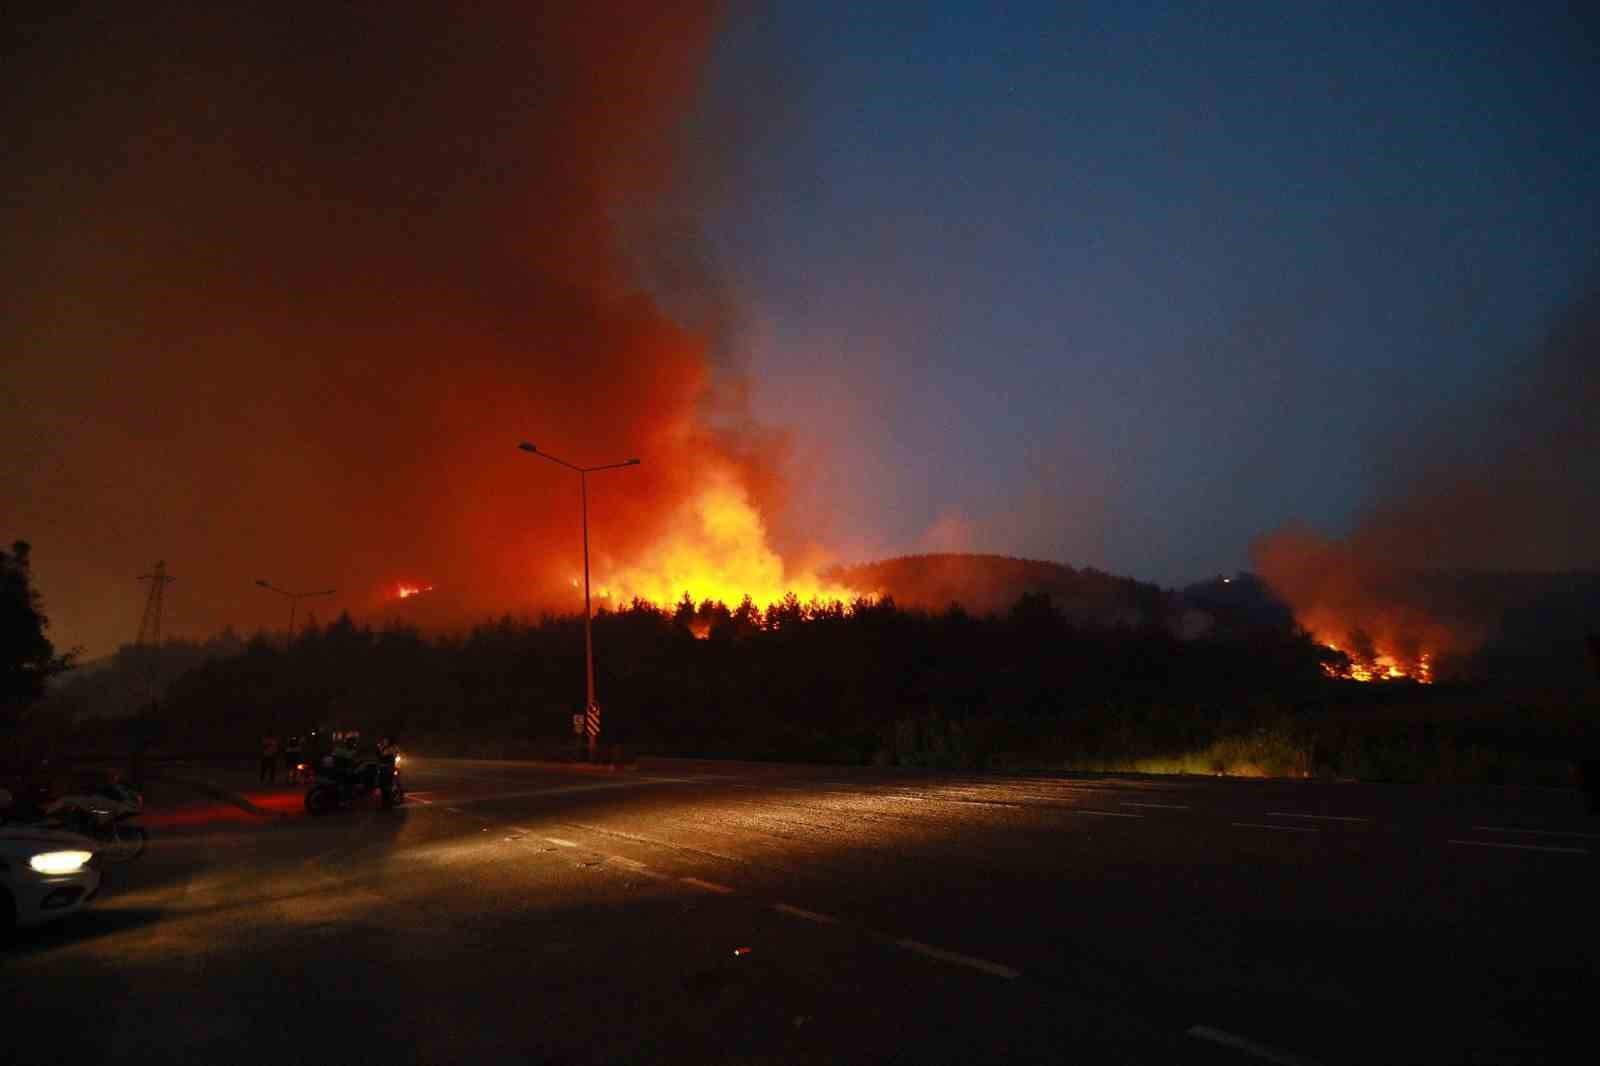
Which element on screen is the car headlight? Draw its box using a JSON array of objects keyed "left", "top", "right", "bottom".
[{"left": 30, "top": 850, "right": 94, "bottom": 875}]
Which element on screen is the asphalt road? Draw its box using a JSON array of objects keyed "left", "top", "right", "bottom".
[{"left": 5, "top": 757, "right": 1597, "bottom": 1065}]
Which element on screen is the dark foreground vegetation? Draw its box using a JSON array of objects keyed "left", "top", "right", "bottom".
[{"left": 20, "top": 589, "right": 1600, "bottom": 790}]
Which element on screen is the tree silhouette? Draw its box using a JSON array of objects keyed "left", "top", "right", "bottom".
[{"left": 1, "top": 540, "right": 76, "bottom": 733}]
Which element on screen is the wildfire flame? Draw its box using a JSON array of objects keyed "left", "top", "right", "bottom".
[
  {"left": 1317, "top": 635, "right": 1433, "bottom": 684},
  {"left": 1255, "top": 529, "right": 1450, "bottom": 685},
  {"left": 396, "top": 583, "right": 434, "bottom": 600},
  {"left": 590, "top": 472, "right": 863, "bottom": 613}
]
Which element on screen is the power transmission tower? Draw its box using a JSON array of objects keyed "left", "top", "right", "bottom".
[{"left": 137, "top": 561, "right": 176, "bottom": 647}]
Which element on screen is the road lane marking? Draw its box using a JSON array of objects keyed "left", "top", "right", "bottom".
[
  {"left": 681, "top": 876, "right": 735, "bottom": 894},
  {"left": 1448, "top": 839, "right": 1589, "bottom": 855},
  {"left": 543, "top": 837, "right": 578, "bottom": 848},
  {"left": 773, "top": 903, "right": 839, "bottom": 925},
  {"left": 895, "top": 939, "right": 1020, "bottom": 979},
  {"left": 1186, "top": 1026, "right": 1323, "bottom": 1066},
  {"left": 442, "top": 806, "right": 465, "bottom": 813},
  {"left": 1121, "top": 801, "right": 1189, "bottom": 810},
  {"left": 1472, "top": 825, "right": 1600, "bottom": 840},
  {"left": 1232, "top": 822, "right": 1318, "bottom": 833},
  {"left": 1266, "top": 812, "right": 1371, "bottom": 823},
  {"left": 604, "top": 855, "right": 646, "bottom": 869},
  {"left": 1070, "top": 809, "right": 1142, "bottom": 818}
]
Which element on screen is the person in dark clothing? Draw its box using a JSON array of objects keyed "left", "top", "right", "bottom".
[{"left": 260, "top": 729, "right": 280, "bottom": 784}]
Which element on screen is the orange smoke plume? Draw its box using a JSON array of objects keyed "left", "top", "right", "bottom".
[{"left": 1253, "top": 528, "right": 1470, "bottom": 682}]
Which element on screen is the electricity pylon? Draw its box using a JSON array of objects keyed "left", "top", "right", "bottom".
[
  {"left": 132, "top": 562, "right": 176, "bottom": 713},
  {"left": 136, "top": 561, "right": 176, "bottom": 647}
]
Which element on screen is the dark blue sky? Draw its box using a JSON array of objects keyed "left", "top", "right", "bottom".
[{"left": 698, "top": 2, "right": 1597, "bottom": 584}]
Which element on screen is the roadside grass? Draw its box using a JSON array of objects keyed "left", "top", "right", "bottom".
[{"left": 887, "top": 698, "right": 1599, "bottom": 786}]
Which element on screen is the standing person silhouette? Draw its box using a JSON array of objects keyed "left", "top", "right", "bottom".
[{"left": 259, "top": 728, "right": 280, "bottom": 784}]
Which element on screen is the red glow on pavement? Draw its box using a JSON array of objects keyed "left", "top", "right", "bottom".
[{"left": 141, "top": 789, "right": 306, "bottom": 831}]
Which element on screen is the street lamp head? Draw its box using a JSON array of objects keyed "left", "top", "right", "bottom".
[
  {"left": 518, "top": 442, "right": 538, "bottom": 454},
  {"left": 255, "top": 579, "right": 270, "bottom": 588},
  {"left": 627, "top": 458, "right": 640, "bottom": 465}
]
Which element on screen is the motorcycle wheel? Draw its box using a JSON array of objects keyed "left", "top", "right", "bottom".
[
  {"left": 305, "top": 786, "right": 337, "bottom": 815},
  {"left": 100, "top": 823, "right": 147, "bottom": 864}
]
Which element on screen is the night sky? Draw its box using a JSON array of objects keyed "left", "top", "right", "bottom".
[{"left": 4, "top": 2, "right": 1596, "bottom": 658}]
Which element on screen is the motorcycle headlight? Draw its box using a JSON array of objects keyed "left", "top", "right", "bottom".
[
  {"left": 394, "top": 754, "right": 402, "bottom": 765},
  {"left": 30, "top": 850, "right": 94, "bottom": 875}
]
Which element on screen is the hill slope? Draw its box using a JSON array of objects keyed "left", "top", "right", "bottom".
[{"left": 826, "top": 553, "right": 1168, "bottom": 625}]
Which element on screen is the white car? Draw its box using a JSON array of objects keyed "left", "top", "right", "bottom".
[{"left": 1, "top": 791, "right": 103, "bottom": 933}]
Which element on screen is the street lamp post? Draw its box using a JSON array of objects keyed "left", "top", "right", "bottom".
[
  {"left": 518, "top": 441, "right": 639, "bottom": 761},
  {"left": 255, "top": 579, "right": 336, "bottom": 643}
]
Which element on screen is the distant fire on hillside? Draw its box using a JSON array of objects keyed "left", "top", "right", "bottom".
[
  {"left": 1254, "top": 529, "right": 1461, "bottom": 684},
  {"left": 587, "top": 468, "right": 862, "bottom": 613}
]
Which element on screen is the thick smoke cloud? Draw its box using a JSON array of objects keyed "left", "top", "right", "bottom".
[
  {"left": 1254, "top": 288, "right": 1600, "bottom": 667},
  {"left": 1, "top": 2, "right": 760, "bottom": 657}
]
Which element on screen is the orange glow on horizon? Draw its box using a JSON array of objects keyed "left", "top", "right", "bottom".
[{"left": 396, "top": 583, "right": 434, "bottom": 600}]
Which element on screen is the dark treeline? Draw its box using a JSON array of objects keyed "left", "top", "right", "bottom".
[
  {"left": 19, "top": 584, "right": 1600, "bottom": 784},
  {"left": 54, "top": 592, "right": 1345, "bottom": 765}
]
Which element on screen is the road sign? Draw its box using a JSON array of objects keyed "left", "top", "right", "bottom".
[
  {"left": 572, "top": 713, "right": 584, "bottom": 736},
  {"left": 585, "top": 704, "right": 600, "bottom": 739}
]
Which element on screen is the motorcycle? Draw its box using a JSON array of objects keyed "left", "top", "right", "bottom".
[
  {"left": 41, "top": 784, "right": 146, "bottom": 863},
  {"left": 304, "top": 751, "right": 405, "bottom": 815}
]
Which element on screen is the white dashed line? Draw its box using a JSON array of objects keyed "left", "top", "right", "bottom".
[
  {"left": 1471, "top": 825, "right": 1600, "bottom": 840},
  {"left": 604, "top": 855, "right": 647, "bottom": 870},
  {"left": 442, "top": 806, "right": 465, "bottom": 813},
  {"left": 1232, "top": 822, "right": 1318, "bottom": 833},
  {"left": 773, "top": 903, "right": 839, "bottom": 925},
  {"left": 1121, "top": 801, "right": 1189, "bottom": 810},
  {"left": 1186, "top": 1025, "right": 1324, "bottom": 1066},
  {"left": 1448, "top": 839, "right": 1589, "bottom": 855},
  {"left": 543, "top": 837, "right": 578, "bottom": 848},
  {"left": 1071, "top": 809, "right": 1142, "bottom": 818},
  {"left": 895, "top": 939, "right": 1020, "bottom": 979},
  {"left": 1266, "top": 812, "right": 1371, "bottom": 823},
  {"left": 680, "top": 876, "right": 735, "bottom": 894}
]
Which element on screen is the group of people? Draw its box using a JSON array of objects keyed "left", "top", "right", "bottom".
[
  {"left": 257, "top": 730, "right": 309, "bottom": 784},
  {"left": 258, "top": 728, "right": 396, "bottom": 785}
]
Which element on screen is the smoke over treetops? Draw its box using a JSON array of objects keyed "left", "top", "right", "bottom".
[
  {"left": 2, "top": 2, "right": 852, "bottom": 656},
  {"left": 1254, "top": 289, "right": 1600, "bottom": 680}
]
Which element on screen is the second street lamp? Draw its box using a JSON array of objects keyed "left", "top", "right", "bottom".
[
  {"left": 255, "top": 579, "right": 336, "bottom": 643},
  {"left": 518, "top": 441, "right": 639, "bottom": 761}
]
